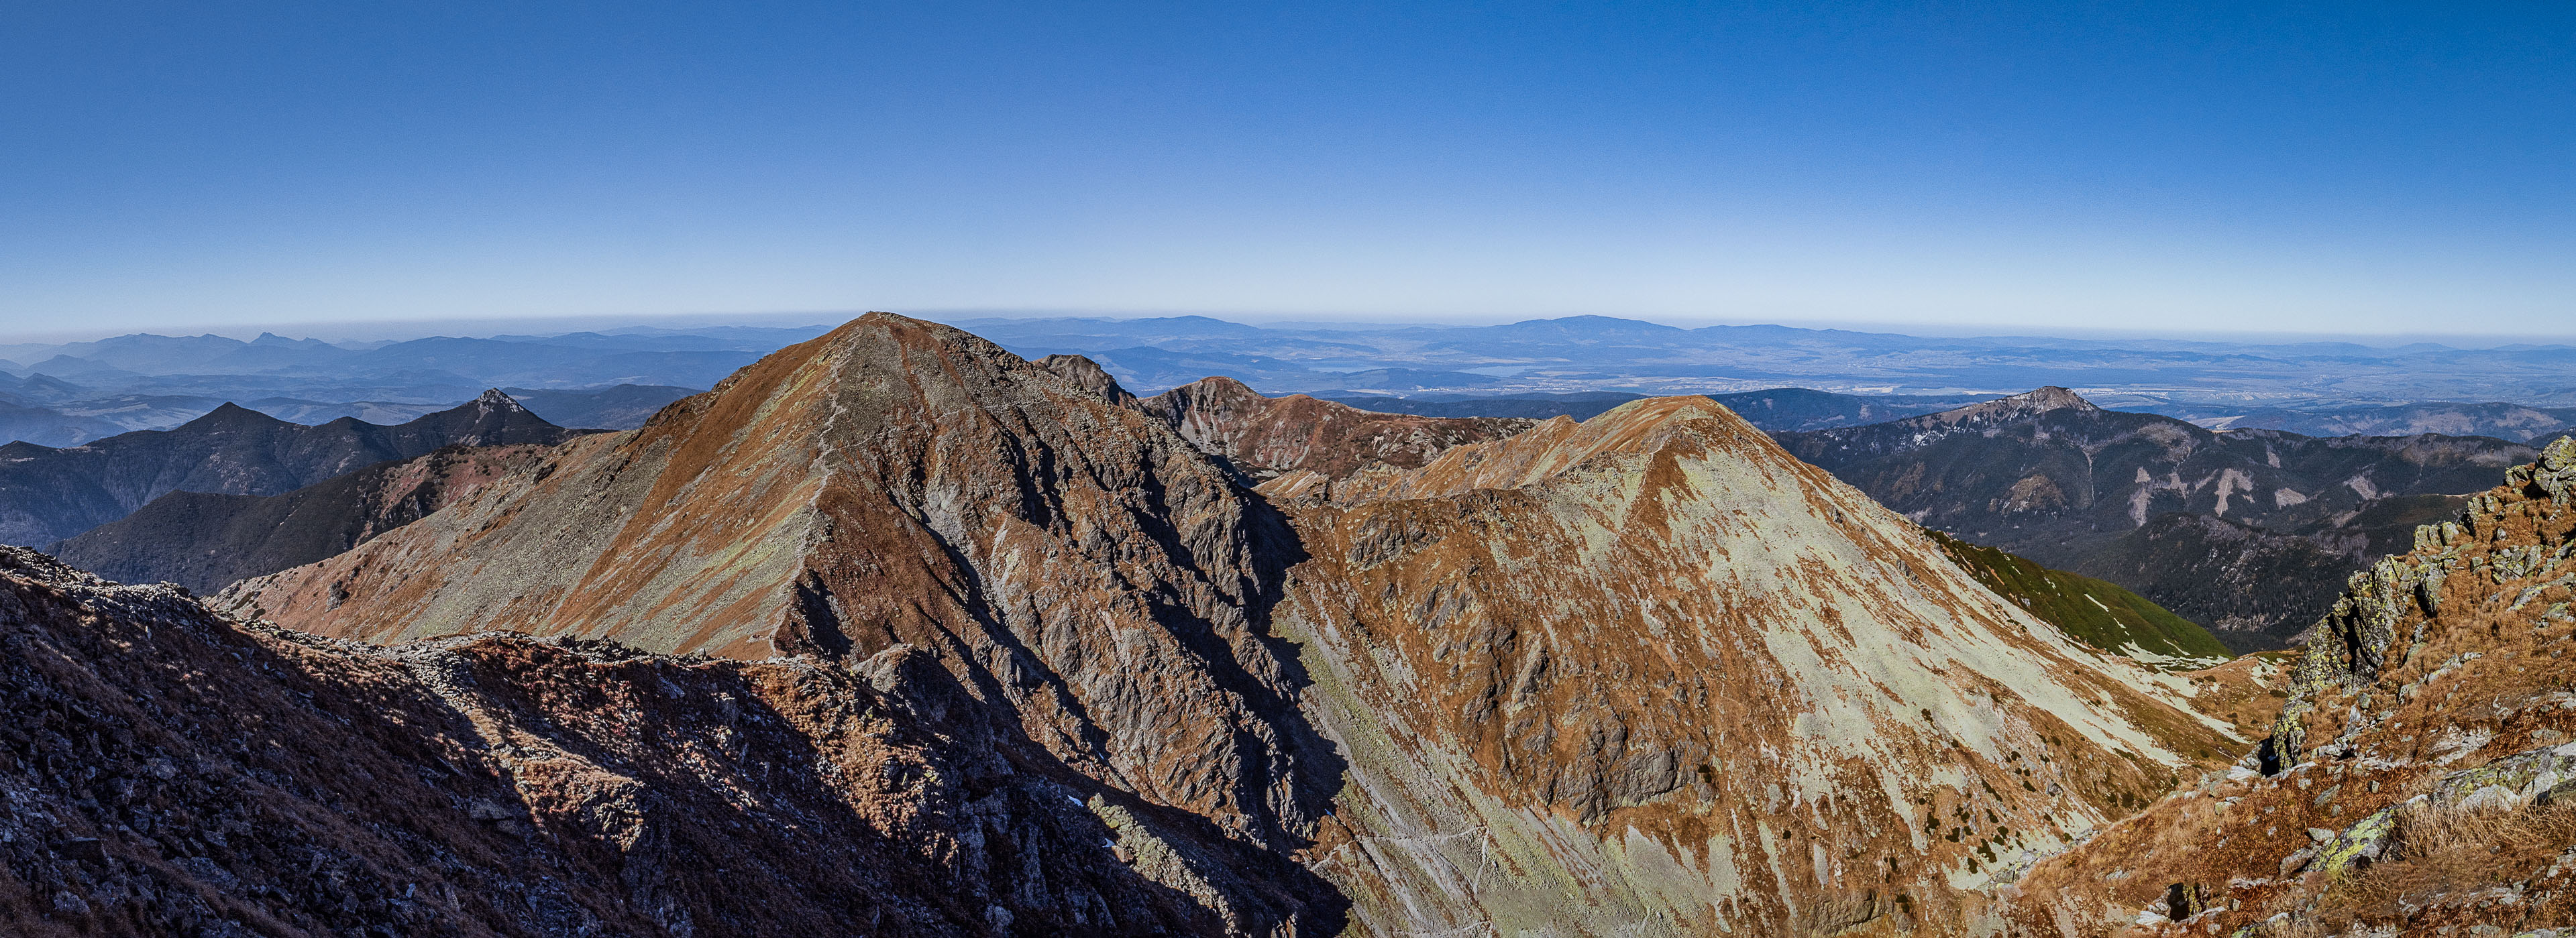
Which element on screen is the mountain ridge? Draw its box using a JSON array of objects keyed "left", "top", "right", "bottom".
[
  {"left": 0, "top": 390, "right": 579, "bottom": 547},
  {"left": 1777, "top": 388, "right": 2538, "bottom": 650},
  {"left": 215, "top": 312, "right": 2242, "bottom": 934}
]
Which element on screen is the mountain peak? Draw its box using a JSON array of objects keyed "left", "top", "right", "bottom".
[
  {"left": 2009, "top": 385, "right": 2100, "bottom": 411},
  {"left": 1898, "top": 385, "right": 2102, "bottom": 428},
  {"left": 1032, "top": 353, "right": 1135, "bottom": 404},
  {"left": 183, "top": 402, "right": 290, "bottom": 430},
  {"left": 473, "top": 388, "right": 527, "bottom": 411},
  {"left": 1323, "top": 395, "right": 1754, "bottom": 501}
]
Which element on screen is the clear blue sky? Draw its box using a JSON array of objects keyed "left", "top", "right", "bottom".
[{"left": 3, "top": 1, "right": 2571, "bottom": 337}]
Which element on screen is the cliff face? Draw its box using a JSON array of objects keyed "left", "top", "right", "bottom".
[
  {"left": 1141, "top": 376, "right": 1534, "bottom": 481},
  {"left": 211, "top": 314, "right": 2241, "bottom": 935},
  {"left": 0, "top": 389, "right": 578, "bottom": 547},
  {"left": 0, "top": 545, "right": 1326, "bottom": 936},
  {"left": 2012, "top": 438, "right": 2576, "bottom": 937},
  {"left": 1265, "top": 398, "right": 2240, "bottom": 934}
]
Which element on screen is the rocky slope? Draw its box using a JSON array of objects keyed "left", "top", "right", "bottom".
[
  {"left": 208, "top": 314, "right": 2251, "bottom": 935},
  {"left": 2010, "top": 438, "right": 2576, "bottom": 937},
  {"left": 0, "top": 390, "right": 578, "bottom": 547},
  {"left": 49, "top": 444, "right": 553, "bottom": 594},
  {"left": 1258, "top": 396, "right": 2243, "bottom": 933},
  {"left": 1778, "top": 388, "right": 2537, "bottom": 651},
  {"left": 1140, "top": 376, "right": 1533, "bottom": 481},
  {"left": 0, "top": 545, "right": 1314, "bottom": 936}
]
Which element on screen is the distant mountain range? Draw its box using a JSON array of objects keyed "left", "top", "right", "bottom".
[
  {"left": 7, "top": 314, "right": 2575, "bottom": 447},
  {"left": 0, "top": 390, "right": 580, "bottom": 546},
  {"left": 1773, "top": 388, "right": 2539, "bottom": 651},
  {"left": 947, "top": 314, "right": 2576, "bottom": 408},
  {"left": 0, "top": 325, "right": 787, "bottom": 445},
  {"left": 50, "top": 443, "right": 555, "bottom": 593}
]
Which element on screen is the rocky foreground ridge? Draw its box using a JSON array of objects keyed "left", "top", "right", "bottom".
[
  {"left": 0, "top": 546, "right": 1313, "bottom": 936},
  {"left": 2010, "top": 437, "right": 2576, "bottom": 936}
]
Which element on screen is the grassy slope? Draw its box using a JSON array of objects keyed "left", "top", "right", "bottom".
[{"left": 1928, "top": 528, "right": 2234, "bottom": 668}]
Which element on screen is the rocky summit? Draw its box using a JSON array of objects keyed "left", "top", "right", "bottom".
[
  {"left": 150, "top": 314, "right": 2253, "bottom": 934},
  {"left": 2010, "top": 437, "right": 2576, "bottom": 936}
]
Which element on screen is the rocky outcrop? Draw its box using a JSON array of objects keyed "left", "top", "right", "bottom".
[
  {"left": 50, "top": 443, "right": 553, "bottom": 593},
  {"left": 2010, "top": 438, "right": 2576, "bottom": 937},
  {"left": 1033, "top": 354, "right": 1136, "bottom": 406},
  {"left": 1778, "top": 388, "right": 2536, "bottom": 651},
  {"left": 0, "top": 389, "right": 578, "bottom": 547},
  {"left": 0, "top": 544, "right": 1316, "bottom": 936},
  {"left": 1141, "top": 376, "right": 1533, "bottom": 481}
]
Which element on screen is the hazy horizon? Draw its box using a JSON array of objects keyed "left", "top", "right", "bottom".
[{"left": 5, "top": 308, "right": 2573, "bottom": 351}]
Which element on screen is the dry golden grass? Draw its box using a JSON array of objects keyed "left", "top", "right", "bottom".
[{"left": 2303, "top": 801, "right": 2576, "bottom": 930}]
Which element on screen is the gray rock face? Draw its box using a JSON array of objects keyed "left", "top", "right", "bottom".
[{"left": 2516, "top": 436, "right": 2576, "bottom": 504}]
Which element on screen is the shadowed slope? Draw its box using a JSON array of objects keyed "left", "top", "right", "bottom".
[
  {"left": 1926, "top": 529, "right": 2233, "bottom": 670},
  {"left": 50, "top": 444, "right": 552, "bottom": 593},
  {"left": 0, "top": 390, "right": 576, "bottom": 546},
  {"left": 0, "top": 546, "right": 1262, "bottom": 936}
]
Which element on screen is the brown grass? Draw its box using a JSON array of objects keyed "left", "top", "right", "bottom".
[{"left": 2309, "top": 801, "right": 2576, "bottom": 929}]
